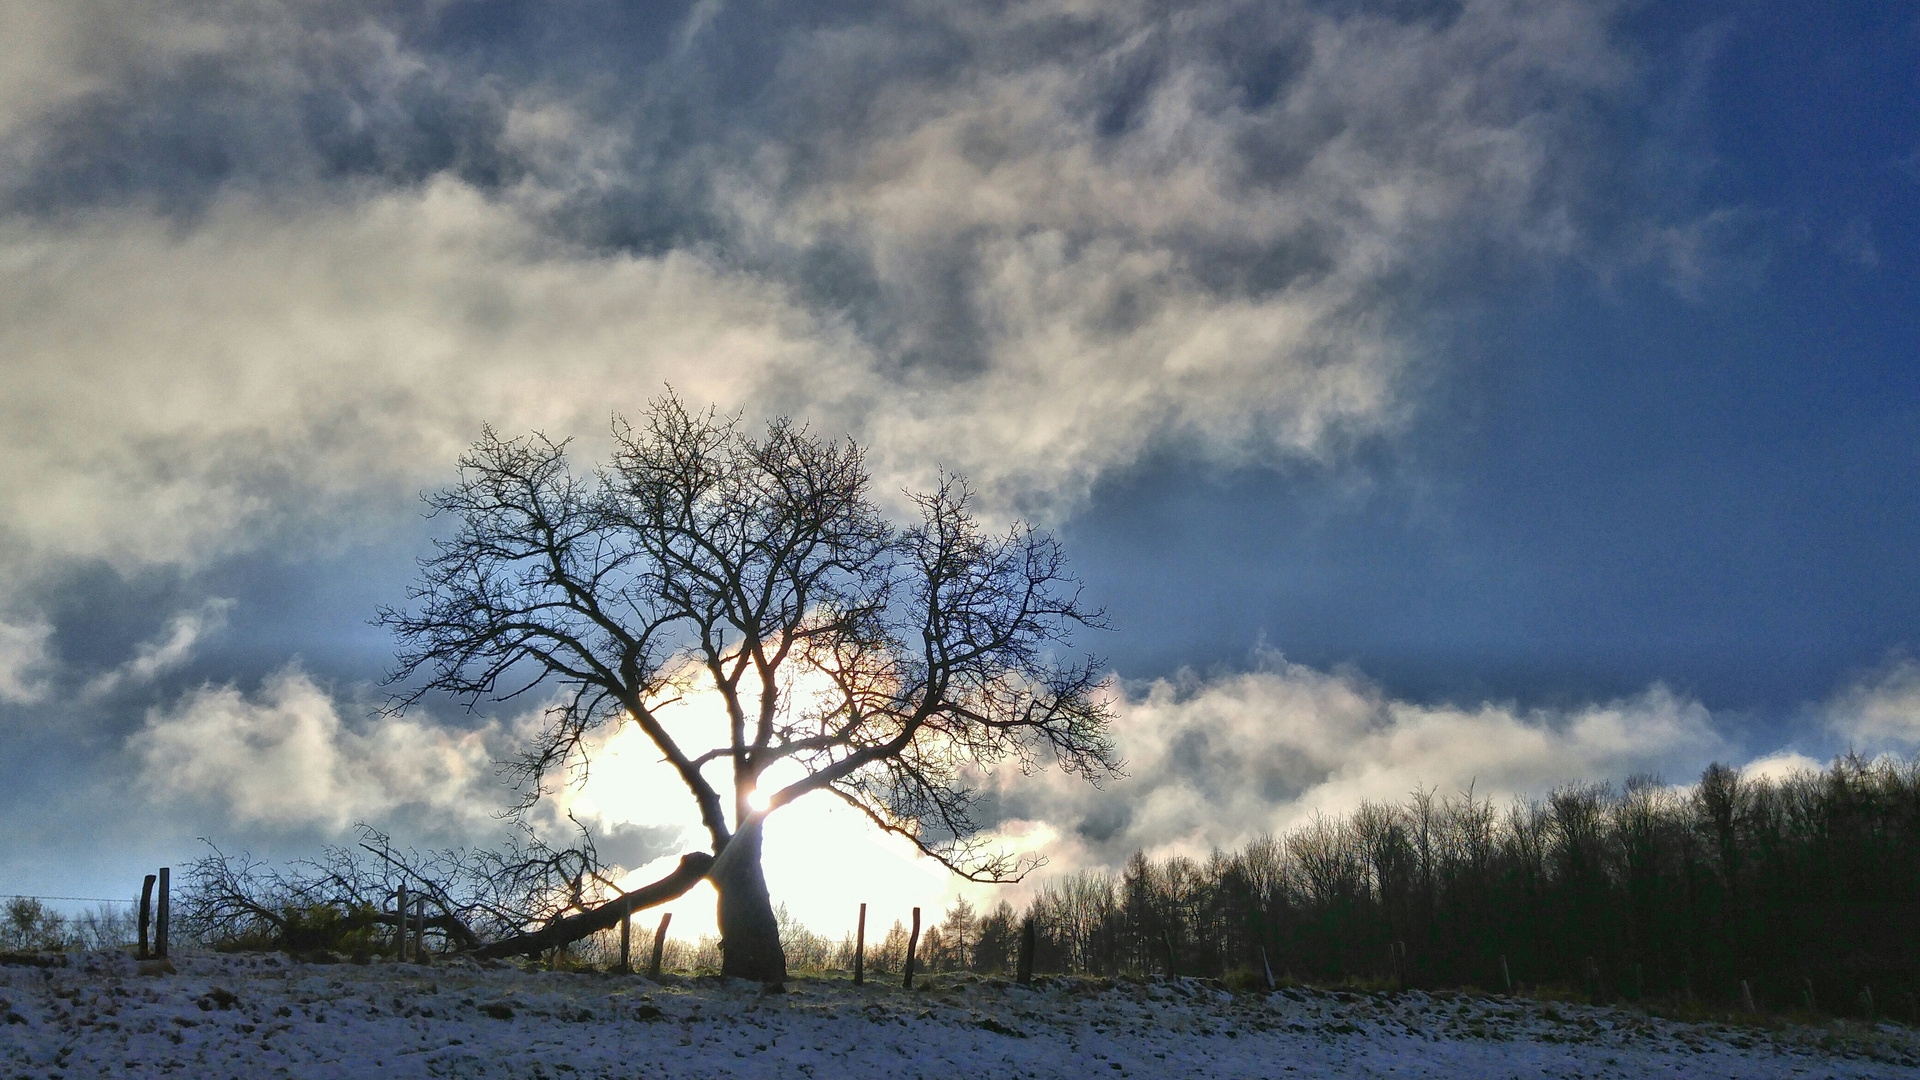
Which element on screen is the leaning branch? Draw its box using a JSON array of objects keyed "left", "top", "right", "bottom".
[{"left": 468, "top": 852, "right": 714, "bottom": 960}]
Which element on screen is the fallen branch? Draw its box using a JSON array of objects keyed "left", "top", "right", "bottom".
[
  {"left": 362, "top": 910, "right": 483, "bottom": 953},
  {"left": 469, "top": 852, "right": 714, "bottom": 960}
]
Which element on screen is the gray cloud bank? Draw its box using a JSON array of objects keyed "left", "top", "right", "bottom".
[{"left": 0, "top": 0, "right": 1638, "bottom": 588}]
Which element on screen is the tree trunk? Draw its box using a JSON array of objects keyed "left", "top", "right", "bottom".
[{"left": 712, "top": 820, "right": 786, "bottom": 985}]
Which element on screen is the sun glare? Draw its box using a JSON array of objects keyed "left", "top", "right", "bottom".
[{"left": 555, "top": 655, "right": 1008, "bottom": 942}]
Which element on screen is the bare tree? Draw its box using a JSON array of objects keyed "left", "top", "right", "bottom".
[
  {"left": 175, "top": 823, "right": 658, "bottom": 956},
  {"left": 379, "top": 392, "right": 1117, "bottom": 983}
]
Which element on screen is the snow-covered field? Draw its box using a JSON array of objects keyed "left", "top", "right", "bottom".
[{"left": 4, "top": 951, "right": 1916, "bottom": 1079}]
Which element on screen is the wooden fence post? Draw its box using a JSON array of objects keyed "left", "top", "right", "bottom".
[
  {"left": 395, "top": 885, "right": 408, "bottom": 961},
  {"left": 1802, "top": 978, "right": 1816, "bottom": 1013},
  {"left": 903, "top": 907, "right": 921, "bottom": 989},
  {"left": 619, "top": 900, "right": 632, "bottom": 973},
  {"left": 1740, "top": 979, "right": 1756, "bottom": 1013},
  {"left": 138, "top": 874, "right": 156, "bottom": 960},
  {"left": 853, "top": 903, "right": 866, "bottom": 986},
  {"left": 648, "top": 913, "right": 671, "bottom": 980},
  {"left": 1017, "top": 918, "right": 1036, "bottom": 985},
  {"left": 1861, "top": 984, "right": 1875, "bottom": 1021},
  {"left": 415, "top": 895, "right": 428, "bottom": 964},
  {"left": 155, "top": 867, "right": 170, "bottom": 959}
]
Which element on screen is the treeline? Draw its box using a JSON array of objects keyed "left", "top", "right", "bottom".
[
  {"left": 1, "top": 897, "right": 132, "bottom": 953},
  {"left": 833, "top": 754, "right": 1917, "bottom": 1016}
]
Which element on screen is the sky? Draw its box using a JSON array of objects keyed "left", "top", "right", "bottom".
[{"left": 1, "top": 0, "right": 1917, "bottom": 938}]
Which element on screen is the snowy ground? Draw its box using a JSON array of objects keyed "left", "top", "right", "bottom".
[{"left": 4, "top": 951, "right": 1917, "bottom": 1079}]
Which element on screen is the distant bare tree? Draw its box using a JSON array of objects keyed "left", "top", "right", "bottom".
[
  {"left": 176, "top": 823, "right": 641, "bottom": 955},
  {"left": 380, "top": 391, "right": 1117, "bottom": 982},
  {"left": 934, "top": 897, "right": 976, "bottom": 971}
]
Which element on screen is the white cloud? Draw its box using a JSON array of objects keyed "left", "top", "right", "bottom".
[
  {"left": 984, "top": 652, "right": 1727, "bottom": 869},
  {"left": 0, "top": 615, "right": 53, "bottom": 704},
  {"left": 0, "top": 180, "right": 849, "bottom": 571},
  {"left": 0, "top": 0, "right": 1643, "bottom": 579},
  {"left": 968, "top": 653, "right": 1920, "bottom": 879},
  {"left": 83, "top": 598, "right": 233, "bottom": 699},
  {"left": 1739, "top": 750, "right": 1824, "bottom": 784},
  {"left": 720, "top": 0, "right": 1630, "bottom": 507},
  {"left": 1824, "top": 656, "right": 1920, "bottom": 749},
  {"left": 129, "top": 663, "right": 508, "bottom": 831}
]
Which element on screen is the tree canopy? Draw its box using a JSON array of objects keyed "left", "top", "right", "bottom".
[{"left": 378, "top": 393, "right": 1119, "bottom": 981}]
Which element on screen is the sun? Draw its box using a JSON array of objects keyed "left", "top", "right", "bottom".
[{"left": 551, "top": 659, "right": 984, "bottom": 942}]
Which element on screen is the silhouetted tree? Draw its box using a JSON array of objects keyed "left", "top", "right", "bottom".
[
  {"left": 934, "top": 898, "right": 976, "bottom": 971},
  {"left": 379, "top": 392, "right": 1117, "bottom": 982},
  {"left": 972, "top": 900, "right": 1018, "bottom": 974},
  {"left": 1005, "top": 754, "right": 1919, "bottom": 1015}
]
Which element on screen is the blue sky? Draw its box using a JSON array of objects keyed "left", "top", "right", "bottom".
[
  {"left": 1, "top": 0, "right": 1916, "bottom": 905},
  {"left": 1079, "top": 2, "right": 1920, "bottom": 724}
]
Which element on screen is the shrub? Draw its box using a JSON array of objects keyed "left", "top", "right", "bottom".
[{"left": 2, "top": 898, "right": 69, "bottom": 951}]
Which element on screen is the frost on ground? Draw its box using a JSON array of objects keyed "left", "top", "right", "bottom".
[{"left": 3, "top": 952, "right": 1917, "bottom": 1079}]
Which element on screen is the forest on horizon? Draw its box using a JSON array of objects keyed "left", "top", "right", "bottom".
[{"left": 772, "top": 752, "right": 1918, "bottom": 1020}]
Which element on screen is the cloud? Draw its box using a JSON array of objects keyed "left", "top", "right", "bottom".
[
  {"left": 974, "top": 652, "right": 1920, "bottom": 877},
  {"left": 0, "top": 1, "right": 502, "bottom": 210},
  {"left": 1739, "top": 750, "right": 1824, "bottom": 784},
  {"left": 1824, "top": 655, "right": 1920, "bottom": 749},
  {"left": 0, "top": 180, "right": 845, "bottom": 572},
  {"left": 695, "top": 0, "right": 1630, "bottom": 505},
  {"left": 984, "top": 651, "right": 1726, "bottom": 869},
  {"left": 83, "top": 598, "right": 233, "bottom": 699},
  {"left": 0, "top": 2, "right": 1730, "bottom": 874},
  {"left": 0, "top": 615, "right": 53, "bottom": 703},
  {"left": 129, "top": 663, "right": 509, "bottom": 832},
  {"left": 591, "top": 820, "right": 690, "bottom": 875},
  {"left": 0, "top": 0, "right": 1644, "bottom": 582}
]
